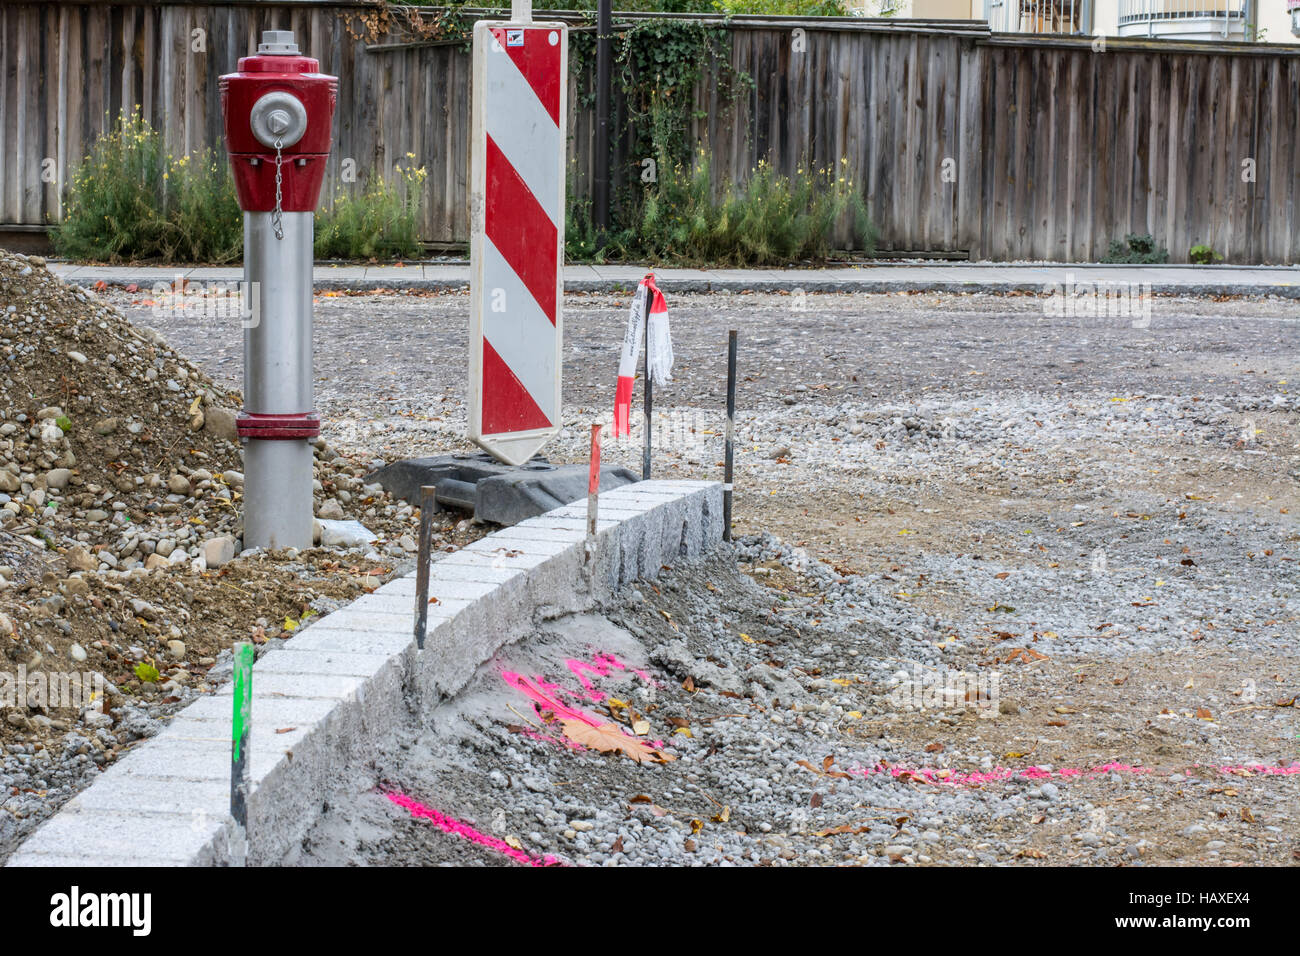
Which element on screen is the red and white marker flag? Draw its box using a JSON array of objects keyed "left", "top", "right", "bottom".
[
  {"left": 468, "top": 20, "right": 567, "bottom": 466},
  {"left": 613, "top": 273, "right": 671, "bottom": 437}
]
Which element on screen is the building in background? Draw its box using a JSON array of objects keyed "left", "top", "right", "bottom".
[{"left": 857, "top": 0, "right": 1299, "bottom": 42}]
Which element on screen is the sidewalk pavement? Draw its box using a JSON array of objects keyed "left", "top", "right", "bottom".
[{"left": 46, "top": 261, "right": 1300, "bottom": 297}]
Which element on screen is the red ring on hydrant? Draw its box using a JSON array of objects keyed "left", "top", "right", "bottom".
[{"left": 237, "top": 411, "right": 321, "bottom": 440}]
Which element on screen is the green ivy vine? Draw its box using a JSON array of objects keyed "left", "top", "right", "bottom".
[{"left": 570, "top": 18, "right": 751, "bottom": 174}]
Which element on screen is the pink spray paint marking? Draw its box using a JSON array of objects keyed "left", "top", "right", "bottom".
[
  {"left": 385, "top": 790, "right": 565, "bottom": 867},
  {"left": 564, "top": 651, "right": 655, "bottom": 702},
  {"left": 501, "top": 651, "right": 666, "bottom": 750},
  {"left": 841, "top": 760, "right": 1300, "bottom": 788},
  {"left": 501, "top": 670, "right": 607, "bottom": 727}
]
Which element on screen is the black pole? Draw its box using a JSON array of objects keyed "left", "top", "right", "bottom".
[
  {"left": 414, "top": 485, "right": 436, "bottom": 650},
  {"left": 724, "top": 330, "right": 737, "bottom": 542},
  {"left": 594, "top": 0, "right": 611, "bottom": 234},
  {"left": 641, "top": 280, "right": 653, "bottom": 480}
]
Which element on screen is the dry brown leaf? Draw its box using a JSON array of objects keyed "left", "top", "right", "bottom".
[
  {"left": 560, "top": 719, "right": 674, "bottom": 764},
  {"left": 815, "top": 824, "right": 870, "bottom": 837}
]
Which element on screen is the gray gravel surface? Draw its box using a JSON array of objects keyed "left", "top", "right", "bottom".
[{"left": 114, "top": 287, "right": 1288, "bottom": 868}]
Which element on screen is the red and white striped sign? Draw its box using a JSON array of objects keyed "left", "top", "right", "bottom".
[{"left": 468, "top": 21, "right": 567, "bottom": 466}]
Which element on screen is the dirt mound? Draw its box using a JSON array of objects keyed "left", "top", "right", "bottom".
[
  {"left": 0, "top": 251, "right": 482, "bottom": 862},
  {"left": 0, "top": 251, "right": 245, "bottom": 565}
]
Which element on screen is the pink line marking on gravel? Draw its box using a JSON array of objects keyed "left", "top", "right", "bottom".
[
  {"left": 384, "top": 791, "right": 565, "bottom": 867},
  {"left": 845, "top": 760, "right": 1300, "bottom": 787}
]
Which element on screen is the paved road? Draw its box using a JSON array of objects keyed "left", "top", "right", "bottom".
[{"left": 62, "top": 260, "right": 1300, "bottom": 296}]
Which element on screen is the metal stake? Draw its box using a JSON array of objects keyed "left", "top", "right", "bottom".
[
  {"left": 230, "top": 642, "right": 255, "bottom": 866},
  {"left": 414, "top": 485, "right": 437, "bottom": 650},
  {"left": 587, "top": 423, "right": 602, "bottom": 543},
  {"left": 724, "top": 329, "right": 737, "bottom": 542},
  {"left": 641, "top": 279, "right": 653, "bottom": 481}
]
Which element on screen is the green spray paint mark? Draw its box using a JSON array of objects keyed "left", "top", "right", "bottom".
[{"left": 231, "top": 642, "right": 254, "bottom": 761}]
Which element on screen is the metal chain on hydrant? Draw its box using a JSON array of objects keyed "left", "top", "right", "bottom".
[{"left": 272, "top": 138, "right": 285, "bottom": 240}]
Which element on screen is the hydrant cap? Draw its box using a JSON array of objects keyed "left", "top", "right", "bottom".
[{"left": 257, "top": 30, "right": 300, "bottom": 55}]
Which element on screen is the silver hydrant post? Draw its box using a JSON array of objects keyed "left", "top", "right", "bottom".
[{"left": 220, "top": 31, "right": 338, "bottom": 550}]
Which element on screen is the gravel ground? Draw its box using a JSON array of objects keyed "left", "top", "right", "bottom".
[{"left": 114, "top": 287, "right": 1298, "bottom": 866}]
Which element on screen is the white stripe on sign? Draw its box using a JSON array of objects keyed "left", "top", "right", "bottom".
[
  {"left": 482, "top": 234, "right": 559, "bottom": 423},
  {"left": 484, "top": 47, "right": 560, "bottom": 226}
]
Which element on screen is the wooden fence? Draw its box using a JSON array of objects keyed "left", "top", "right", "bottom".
[{"left": 3, "top": 1, "right": 1298, "bottom": 262}]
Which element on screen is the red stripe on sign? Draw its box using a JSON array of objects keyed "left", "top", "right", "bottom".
[
  {"left": 482, "top": 338, "right": 552, "bottom": 434},
  {"left": 492, "top": 27, "right": 561, "bottom": 126},
  {"left": 485, "top": 134, "right": 557, "bottom": 324}
]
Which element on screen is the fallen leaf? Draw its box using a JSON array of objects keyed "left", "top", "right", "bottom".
[
  {"left": 815, "top": 824, "right": 870, "bottom": 837},
  {"left": 560, "top": 720, "right": 674, "bottom": 764},
  {"left": 631, "top": 719, "right": 650, "bottom": 736},
  {"left": 810, "top": 792, "right": 823, "bottom": 808},
  {"left": 712, "top": 806, "right": 731, "bottom": 824}
]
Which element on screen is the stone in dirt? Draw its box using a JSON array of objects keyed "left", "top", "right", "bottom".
[
  {"left": 317, "top": 498, "right": 345, "bottom": 520},
  {"left": 203, "top": 536, "right": 236, "bottom": 568},
  {"left": 203, "top": 406, "right": 239, "bottom": 442},
  {"left": 317, "top": 519, "right": 377, "bottom": 549},
  {"left": 64, "top": 546, "right": 96, "bottom": 571}
]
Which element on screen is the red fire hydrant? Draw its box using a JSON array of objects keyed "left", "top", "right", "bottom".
[{"left": 220, "top": 30, "right": 337, "bottom": 550}]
